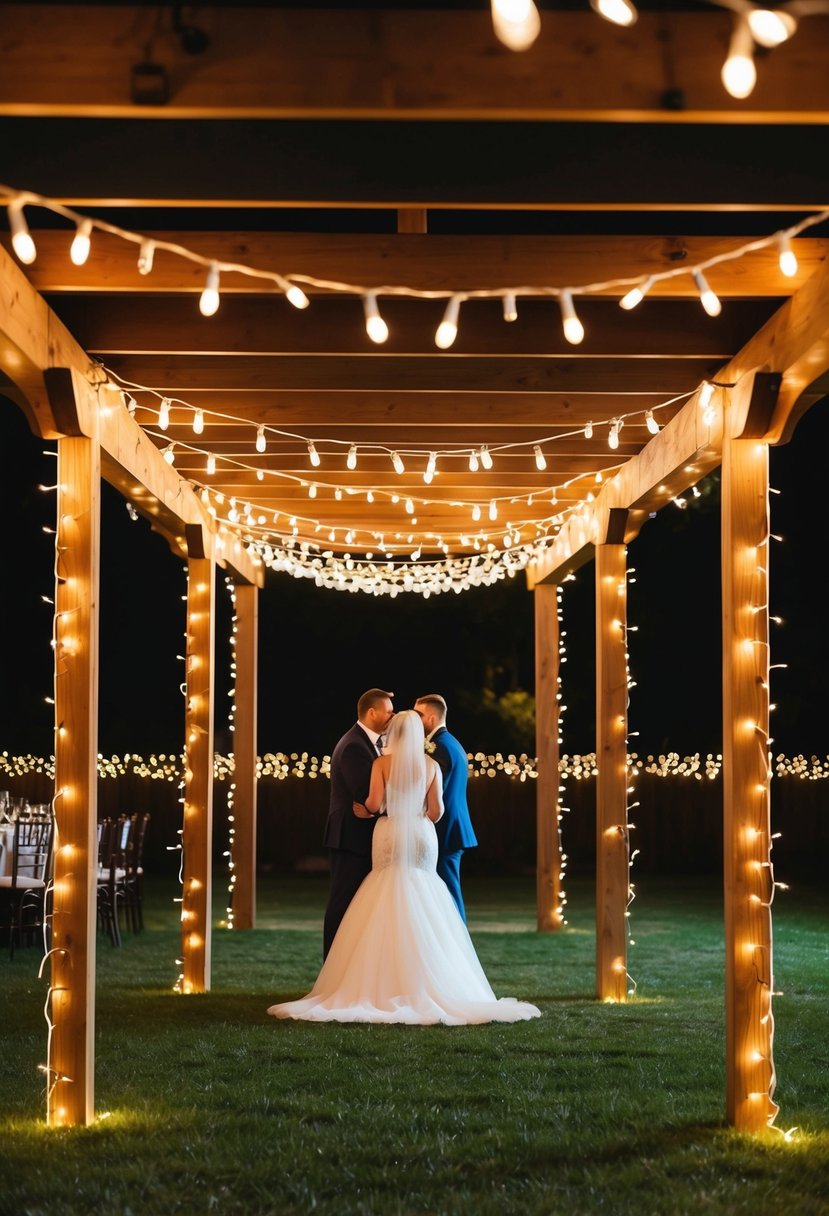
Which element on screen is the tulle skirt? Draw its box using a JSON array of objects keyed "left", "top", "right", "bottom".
[{"left": 268, "top": 821, "right": 541, "bottom": 1026}]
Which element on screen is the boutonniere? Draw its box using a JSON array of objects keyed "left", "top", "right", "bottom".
[{"left": 424, "top": 740, "right": 436, "bottom": 754}]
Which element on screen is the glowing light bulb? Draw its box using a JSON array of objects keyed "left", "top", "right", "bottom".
[
  {"left": 608, "top": 419, "right": 621, "bottom": 450},
  {"left": 137, "top": 239, "right": 155, "bottom": 275},
  {"left": 722, "top": 17, "right": 757, "bottom": 100},
  {"left": 502, "top": 292, "right": 518, "bottom": 322},
  {"left": 472, "top": 504, "right": 482, "bottom": 521},
  {"left": 645, "top": 410, "right": 660, "bottom": 435},
  {"left": 206, "top": 452, "right": 216, "bottom": 475},
  {"left": 255, "top": 425, "right": 266, "bottom": 453},
  {"left": 363, "top": 292, "right": 389, "bottom": 344},
  {"left": 163, "top": 443, "right": 176, "bottom": 465},
  {"left": 193, "top": 409, "right": 205, "bottom": 435},
  {"left": 435, "top": 295, "right": 462, "bottom": 349},
  {"left": 405, "top": 497, "right": 415, "bottom": 514},
  {"left": 391, "top": 451, "right": 405, "bottom": 474},
  {"left": 590, "top": 0, "right": 637, "bottom": 26},
  {"left": 347, "top": 444, "right": 358, "bottom": 470},
  {"left": 534, "top": 445, "right": 547, "bottom": 470},
  {"left": 777, "top": 234, "right": 798, "bottom": 278},
  {"left": 308, "top": 483, "right": 317, "bottom": 498},
  {"left": 8, "top": 199, "right": 36, "bottom": 264},
  {"left": 158, "top": 398, "right": 171, "bottom": 430},
  {"left": 479, "top": 446, "right": 493, "bottom": 470},
  {"left": 584, "top": 421, "right": 593, "bottom": 439},
  {"left": 559, "top": 289, "right": 584, "bottom": 345},
  {"left": 489, "top": 499, "right": 498, "bottom": 520},
  {"left": 693, "top": 270, "right": 722, "bottom": 317},
  {"left": 307, "top": 441, "right": 321, "bottom": 467},
  {"left": 699, "top": 380, "right": 715, "bottom": 409},
  {"left": 285, "top": 284, "right": 310, "bottom": 310},
  {"left": 424, "top": 452, "right": 437, "bottom": 484},
  {"left": 748, "top": 7, "right": 796, "bottom": 47},
  {"left": 491, "top": 0, "right": 541, "bottom": 51},
  {"left": 468, "top": 450, "right": 479, "bottom": 472},
  {"left": 619, "top": 275, "right": 655, "bottom": 311},
  {"left": 199, "top": 263, "right": 221, "bottom": 317},
  {"left": 69, "top": 220, "right": 93, "bottom": 266}
]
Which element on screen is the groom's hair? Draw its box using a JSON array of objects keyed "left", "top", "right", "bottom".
[
  {"left": 415, "top": 694, "right": 447, "bottom": 722},
  {"left": 357, "top": 687, "right": 394, "bottom": 719}
]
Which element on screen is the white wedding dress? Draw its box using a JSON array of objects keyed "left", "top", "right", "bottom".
[{"left": 268, "top": 805, "right": 541, "bottom": 1026}]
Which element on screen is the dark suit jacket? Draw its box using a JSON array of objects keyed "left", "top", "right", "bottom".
[
  {"left": 322, "top": 722, "right": 379, "bottom": 856},
  {"left": 430, "top": 726, "right": 478, "bottom": 856}
]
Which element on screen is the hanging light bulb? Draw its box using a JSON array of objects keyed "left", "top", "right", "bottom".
[
  {"left": 193, "top": 409, "right": 205, "bottom": 435},
  {"left": 608, "top": 419, "right": 622, "bottom": 450},
  {"left": 699, "top": 380, "right": 715, "bottom": 409},
  {"left": 199, "top": 263, "right": 221, "bottom": 317},
  {"left": 405, "top": 497, "right": 415, "bottom": 514},
  {"left": 366, "top": 490, "right": 375, "bottom": 503},
  {"left": 206, "top": 452, "right": 216, "bottom": 475},
  {"left": 8, "top": 198, "right": 36, "bottom": 264},
  {"left": 285, "top": 283, "right": 310, "bottom": 310},
  {"left": 307, "top": 441, "right": 321, "bottom": 467},
  {"left": 256, "top": 425, "right": 267, "bottom": 453},
  {"left": 479, "top": 446, "right": 493, "bottom": 470},
  {"left": 472, "top": 504, "right": 482, "bottom": 522},
  {"left": 747, "top": 7, "right": 797, "bottom": 47},
  {"left": 125, "top": 395, "right": 137, "bottom": 416},
  {"left": 777, "top": 234, "right": 798, "bottom": 278},
  {"left": 502, "top": 292, "right": 518, "bottom": 322},
  {"left": 559, "top": 289, "right": 585, "bottom": 345},
  {"left": 693, "top": 270, "right": 722, "bottom": 317},
  {"left": 590, "top": 0, "right": 637, "bottom": 26},
  {"left": 468, "top": 450, "right": 479, "bottom": 472},
  {"left": 424, "top": 452, "right": 437, "bottom": 484},
  {"left": 363, "top": 292, "right": 389, "bottom": 344},
  {"left": 347, "top": 444, "right": 358, "bottom": 470},
  {"left": 137, "top": 239, "right": 155, "bottom": 275},
  {"left": 163, "top": 443, "right": 176, "bottom": 465},
  {"left": 490, "top": 0, "right": 541, "bottom": 52},
  {"left": 391, "top": 451, "right": 405, "bottom": 474},
  {"left": 489, "top": 499, "right": 498, "bottom": 520},
  {"left": 158, "top": 398, "right": 171, "bottom": 430},
  {"left": 584, "top": 421, "right": 593, "bottom": 440},
  {"left": 645, "top": 410, "right": 660, "bottom": 435},
  {"left": 721, "top": 16, "right": 757, "bottom": 100},
  {"left": 69, "top": 219, "right": 93, "bottom": 267},
  {"left": 534, "top": 445, "right": 547, "bottom": 470},
  {"left": 619, "top": 275, "right": 655, "bottom": 311},
  {"left": 435, "top": 294, "right": 462, "bottom": 349}
]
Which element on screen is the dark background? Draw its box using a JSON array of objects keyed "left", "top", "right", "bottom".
[{"left": 1, "top": 393, "right": 827, "bottom": 760}]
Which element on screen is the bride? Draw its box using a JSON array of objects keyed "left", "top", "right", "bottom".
[{"left": 268, "top": 709, "right": 541, "bottom": 1025}]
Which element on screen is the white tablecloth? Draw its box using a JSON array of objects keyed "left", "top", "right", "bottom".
[{"left": 0, "top": 823, "right": 14, "bottom": 878}]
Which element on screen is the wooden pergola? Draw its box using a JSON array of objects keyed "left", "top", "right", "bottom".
[{"left": 2, "top": 1, "right": 828, "bottom": 1133}]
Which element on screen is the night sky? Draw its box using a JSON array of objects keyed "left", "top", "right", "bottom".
[{"left": 1, "top": 394, "right": 827, "bottom": 760}]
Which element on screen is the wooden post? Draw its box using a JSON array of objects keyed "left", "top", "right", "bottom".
[
  {"left": 51, "top": 435, "right": 100, "bottom": 1127},
  {"left": 721, "top": 424, "right": 778, "bottom": 1132},
  {"left": 181, "top": 557, "right": 215, "bottom": 993},
  {"left": 231, "top": 583, "right": 258, "bottom": 930},
  {"left": 534, "top": 583, "right": 564, "bottom": 931},
  {"left": 595, "top": 542, "right": 629, "bottom": 1002}
]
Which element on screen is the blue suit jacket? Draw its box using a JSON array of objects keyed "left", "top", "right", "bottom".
[
  {"left": 322, "top": 723, "right": 378, "bottom": 856},
  {"left": 430, "top": 726, "right": 478, "bottom": 856}
]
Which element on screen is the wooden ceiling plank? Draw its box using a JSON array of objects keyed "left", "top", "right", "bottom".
[
  {"left": 10, "top": 233, "right": 824, "bottom": 298},
  {"left": 1, "top": 7, "right": 828, "bottom": 123}
]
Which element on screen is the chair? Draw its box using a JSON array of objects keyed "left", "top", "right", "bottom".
[
  {"left": 121, "top": 812, "right": 150, "bottom": 934},
  {"left": 97, "top": 816, "right": 126, "bottom": 947},
  {"left": 0, "top": 807, "right": 54, "bottom": 958}
]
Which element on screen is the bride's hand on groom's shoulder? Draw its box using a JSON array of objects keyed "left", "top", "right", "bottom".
[{"left": 352, "top": 801, "right": 373, "bottom": 819}]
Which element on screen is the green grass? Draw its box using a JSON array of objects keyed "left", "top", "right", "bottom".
[{"left": 1, "top": 874, "right": 827, "bottom": 1216}]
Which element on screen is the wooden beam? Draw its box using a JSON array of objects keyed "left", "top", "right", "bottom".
[
  {"left": 721, "top": 404, "right": 777, "bottom": 1133},
  {"left": 3, "top": 117, "right": 829, "bottom": 209},
  {"left": 534, "top": 583, "right": 564, "bottom": 933},
  {"left": 231, "top": 583, "right": 259, "bottom": 932},
  {"left": 181, "top": 557, "right": 215, "bottom": 995},
  {"left": 1, "top": 8, "right": 828, "bottom": 123},
  {"left": 51, "top": 432, "right": 100, "bottom": 1127},
  {"left": 96, "top": 354, "right": 718, "bottom": 395},
  {"left": 47, "top": 293, "right": 783, "bottom": 358},
  {"left": 595, "top": 542, "right": 629, "bottom": 1004},
  {"left": 15, "top": 233, "right": 822, "bottom": 299}
]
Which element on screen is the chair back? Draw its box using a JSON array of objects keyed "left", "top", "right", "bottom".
[{"left": 12, "top": 810, "right": 54, "bottom": 886}]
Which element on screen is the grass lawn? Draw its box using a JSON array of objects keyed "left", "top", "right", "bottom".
[{"left": 1, "top": 872, "right": 827, "bottom": 1216}]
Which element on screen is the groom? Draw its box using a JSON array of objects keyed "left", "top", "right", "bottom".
[
  {"left": 322, "top": 687, "right": 395, "bottom": 959},
  {"left": 414, "top": 693, "right": 477, "bottom": 922}
]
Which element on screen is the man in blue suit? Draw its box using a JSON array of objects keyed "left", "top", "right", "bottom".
[
  {"left": 414, "top": 693, "right": 477, "bottom": 922},
  {"left": 322, "top": 687, "right": 395, "bottom": 959}
]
